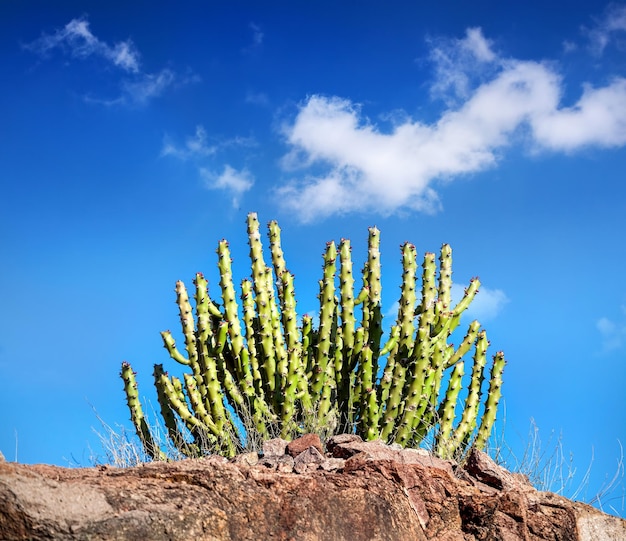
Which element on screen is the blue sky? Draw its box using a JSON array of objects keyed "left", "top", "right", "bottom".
[{"left": 1, "top": 1, "right": 625, "bottom": 515}]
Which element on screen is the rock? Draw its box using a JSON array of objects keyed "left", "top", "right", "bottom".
[
  {"left": 464, "top": 447, "right": 532, "bottom": 492},
  {"left": 326, "top": 433, "right": 363, "bottom": 453},
  {"left": 257, "top": 455, "right": 279, "bottom": 470},
  {"left": 276, "top": 454, "right": 295, "bottom": 473},
  {"left": 293, "top": 446, "right": 325, "bottom": 474},
  {"left": 231, "top": 452, "right": 258, "bottom": 466},
  {"left": 262, "top": 437, "right": 288, "bottom": 457},
  {"left": 331, "top": 437, "right": 395, "bottom": 459},
  {"left": 1, "top": 440, "right": 624, "bottom": 540},
  {"left": 331, "top": 438, "right": 452, "bottom": 474},
  {"left": 0, "top": 459, "right": 426, "bottom": 540},
  {"left": 319, "top": 457, "right": 346, "bottom": 472},
  {"left": 285, "top": 433, "right": 323, "bottom": 457}
]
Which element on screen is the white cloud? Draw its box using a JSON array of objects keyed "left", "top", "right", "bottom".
[
  {"left": 246, "top": 91, "right": 270, "bottom": 106},
  {"left": 585, "top": 4, "right": 626, "bottom": 56},
  {"left": 161, "top": 126, "right": 218, "bottom": 159},
  {"left": 450, "top": 283, "right": 509, "bottom": 322},
  {"left": 277, "top": 27, "right": 626, "bottom": 222},
  {"left": 531, "top": 78, "right": 626, "bottom": 151},
  {"left": 201, "top": 165, "right": 254, "bottom": 207},
  {"left": 385, "top": 301, "right": 400, "bottom": 320},
  {"left": 161, "top": 125, "right": 256, "bottom": 160},
  {"left": 121, "top": 69, "right": 175, "bottom": 105},
  {"left": 462, "top": 27, "right": 497, "bottom": 62},
  {"left": 562, "top": 40, "right": 578, "bottom": 54},
  {"left": 249, "top": 23, "right": 264, "bottom": 47},
  {"left": 111, "top": 40, "right": 141, "bottom": 72},
  {"left": 596, "top": 304, "right": 626, "bottom": 352},
  {"left": 428, "top": 27, "right": 498, "bottom": 103},
  {"left": 25, "top": 16, "right": 188, "bottom": 105},
  {"left": 25, "top": 16, "right": 141, "bottom": 73},
  {"left": 163, "top": 127, "right": 256, "bottom": 206},
  {"left": 242, "top": 22, "right": 264, "bottom": 54}
]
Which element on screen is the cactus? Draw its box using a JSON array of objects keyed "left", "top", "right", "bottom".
[
  {"left": 121, "top": 213, "right": 506, "bottom": 460},
  {"left": 120, "top": 362, "right": 165, "bottom": 460}
]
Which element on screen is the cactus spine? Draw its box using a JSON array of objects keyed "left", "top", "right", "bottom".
[{"left": 122, "top": 213, "right": 506, "bottom": 460}]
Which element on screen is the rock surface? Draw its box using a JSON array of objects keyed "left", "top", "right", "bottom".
[{"left": 1, "top": 435, "right": 624, "bottom": 540}]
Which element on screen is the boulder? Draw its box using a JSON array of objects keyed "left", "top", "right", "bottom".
[{"left": 1, "top": 437, "right": 624, "bottom": 540}]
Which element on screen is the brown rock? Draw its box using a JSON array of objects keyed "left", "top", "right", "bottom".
[
  {"left": 257, "top": 455, "right": 279, "bottom": 470},
  {"left": 276, "top": 454, "right": 295, "bottom": 473},
  {"left": 331, "top": 438, "right": 394, "bottom": 459},
  {"left": 326, "top": 433, "right": 363, "bottom": 453},
  {"left": 0, "top": 459, "right": 427, "bottom": 540},
  {"left": 332, "top": 439, "right": 453, "bottom": 474},
  {"left": 286, "top": 433, "right": 323, "bottom": 457},
  {"left": 1, "top": 448, "right": 624, "bottom": 541},
  {"left": 293, "top": 446, "right": 325, "bottom": 474},
  {"left": 262, "top": 437, "right": 288, "bottom": 457},
  {"left": 231, "top": 452, "right": 259, "bottom": 466},
  {"left": 319, "top": 457, "right": 346, "bottom": 472},
  {"left": 464, "top": 447, "right": 532, "bottom": 491}
]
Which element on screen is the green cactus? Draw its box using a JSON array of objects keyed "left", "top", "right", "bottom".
[
  {"left": 121, "top": 213, "right": 506, "bottom": 460},
  {"left": 120, "top": 362, "right": 165, "bottom": 460}
]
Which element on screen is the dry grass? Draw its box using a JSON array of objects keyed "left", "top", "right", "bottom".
[{"left": 486, "top": 417, "right": 625, "bottom": 517}]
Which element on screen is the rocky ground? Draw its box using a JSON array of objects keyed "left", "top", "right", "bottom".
[{"left": 1, "top": 434, "right": 625, "bottom": 540}]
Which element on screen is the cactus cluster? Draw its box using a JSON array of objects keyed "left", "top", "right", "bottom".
[{"left": 121, "top": 213, "right": 505, "bottom": 459}]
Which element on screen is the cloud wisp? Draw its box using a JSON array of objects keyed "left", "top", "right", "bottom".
[
  {"left": 428, "top": 26, "right": 499, "bottom": 105},
  {"left": 242, "top": 22, "right": 264, "bottom": 55},
  {"left": 249, "top": 23, "right": 264, "bottom": 48},
  {"left": 161, "top": 126, "right": 218, "bottom": 160},
  {"left": 450, "top": 283, "right": 509, "bottom": 323},
  {"left": 585, "top": 3, "right": 626, "bottom": 56},
  {"left": 597, "top": 304, "right": 626, "bottom": 353},
  {"left": 162, "top": 126, "right": 256, "bottom": 206},
  {"left": 25, "top": 17, "right": 141, "bottom": 72},
  {"left": 24, "top": 16, "right": 190, "bottom": 105},
  {"left": 201, "top": 165, "right": 254, "bottom": 207},
  {"left": 277, "top": 27, "right": 626, "bottom": 222}
]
